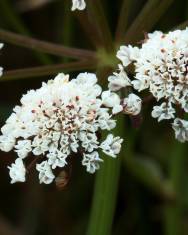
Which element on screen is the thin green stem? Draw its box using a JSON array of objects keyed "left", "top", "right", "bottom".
[
  {"left": 115, "top": 0, "right": 132, "bottom": 43},
  {"left": 1, "top": 60, "right": 97, "bottom": 81},
  {"left": 86, "top": 0, "right": 114, "bottom": 52},
  {"left": 87, "top": 153, "right": 121, "bottom": 235},
  {"left": 58, "top": 1, "right": 74, "bottom": 63},
  {"left": 87, "top": 115, "right": 124, "bottom": 235},
  {"left": 0, "top": 29, "right": 96, "bottom": 60},
  {"left": 164, "top": 141, "right": 185, "bottom": 235},
  {"left": 125, "top": 0, "right": 175, "bottom": 44},
  {"left": 0, "top": 0, "right": 52, "bottom": 64},
  {"left": 74, "top": 11, "right": 102, "bottom": 48}
]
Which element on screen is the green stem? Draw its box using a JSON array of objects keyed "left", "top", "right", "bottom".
[
  {"left": 74, "top": 11, "right": 102, "bottom": 48},
  {"left": 1, "top": 60, "right": 97, "bottom": 81},
  {"left": 86, "top": 0, "right": 114, "bottom": 52},
  {"left": 115, "top": 0, "right": 132, "bottom": 43},
  {"left": 125, "top": 0, "right": 175, "bottom": 44},
  {"left": 59, "top": 1, "right": 74, "bottom": 63},
  {"left": 164, "top": 141, "right": 185, "bottom": 235},
  {"left": 0, "top": 29, "right": 96, "bottom": 60},
  {"left": 87, "top": 153, "right": 121, "bottom": 235},
  {"left": 87, "top": 115, "right": 124, "bottom": 235}
]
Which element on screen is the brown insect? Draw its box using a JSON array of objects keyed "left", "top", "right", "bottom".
[{"left": 55, "top": 170, "right": 70, "bottom": 190}]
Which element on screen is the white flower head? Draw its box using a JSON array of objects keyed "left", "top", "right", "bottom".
[
  {"left": 71, "top": 0, "right": 86, "bottom": 11},
  {"left": 100, "top": 134, "right": 123, "bottom": 158},
  {"left": 8, "top": 158, "right": 26, "bottom": 184},
  {"left": 131, "top": 29, "right": 188, "bottom": 110},
  {"left": 123, "top": 93, "right": 142, "bottom": 116},
  {"left": 0, "top": 72, "right": 122, "bottom": 184},
  {"left": 172, "top": 118, "right": 188, "bottom": 143},
  {"left": 116, "top": 28, "right": 188, "bottom": 141}
]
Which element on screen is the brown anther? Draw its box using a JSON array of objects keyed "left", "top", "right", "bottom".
[{"left": 67, "top": 104, "right": 74, "bottom": 109}]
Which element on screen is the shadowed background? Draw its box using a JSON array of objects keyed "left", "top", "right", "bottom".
[{"left": 0, "top": 0, "right": 188, "bottom": 235}]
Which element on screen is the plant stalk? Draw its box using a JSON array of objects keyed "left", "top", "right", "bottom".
[
  {"left": 87, "top": 115, "right": 124, "bottom": 235},
  {"left": 164, "top": 141, "right": 185, "bottom": 235},
  {"left": 86, "top": 0, "right": 114, "bottom": 52},
  {"left": 125, "top": 0, "right": 175, "bottom": 44},
  {"left": 1, "top": 60, "right": 97, "bottom": 81},
  {"left": 0, "top": 29, "right": 96, "bottom": 60},
  {"left": 115, "top": 0, "right": 132, "bottom": 43}
]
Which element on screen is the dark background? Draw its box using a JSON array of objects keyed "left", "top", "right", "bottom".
[{"left": 0, "top": 0, "right": 188, "bottom": 234}]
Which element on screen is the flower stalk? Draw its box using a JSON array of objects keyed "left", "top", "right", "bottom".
[
  {"left": 2, "top": 60, "right": 97, "bottom": 81},
  {"left": 0, "top": 29, "right": 96, "bottom": 60},
  {"left": 115, "top": 0, "right": 132, "bottom": 43},
  {"left": 87, "top": 153, "right": 121, "bottom": 235},
  {"left": 87, "top": 115, "right": 125, "bottom": 235},
  {"left": 86, "top": 0, "right": 114, "bottom": 52},
  {"left": 164, "top": 141, "right": 186, "bottom": 235},
  {"left": 125, "top": 0, "right": 174, "bottom": 44}
]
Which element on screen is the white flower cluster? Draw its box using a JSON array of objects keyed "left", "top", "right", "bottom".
[
  {"left": 0, "top": 73, "right": 123, "bottom": 184},
  {"left": 71, "top": 0, "right": 86, "bottom": 11},
  {"left": 116, "top": 28, "right": 188, "bottom": 142}
]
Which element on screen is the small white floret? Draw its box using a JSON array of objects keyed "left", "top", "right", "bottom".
[
  {"left": 100, "top": 134, "right": 123, "bottom": 158},
  {"left": 123, "top": 93, "right": 142, "bottom": 116},
  {"left": 71, "top": 0, "right": 86, "bottom": 11},
  {"left": 8, "top": 158, "right": 26, "bottom": 184},
  {"left": 36, "top": 161, "right": 55, "bottom": 184},
  {"left": 172, "top": 118, "right": 188, "bottom": 143},
  {"left": 82, "top": 151, "right": 103, "bottom": 174}
]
